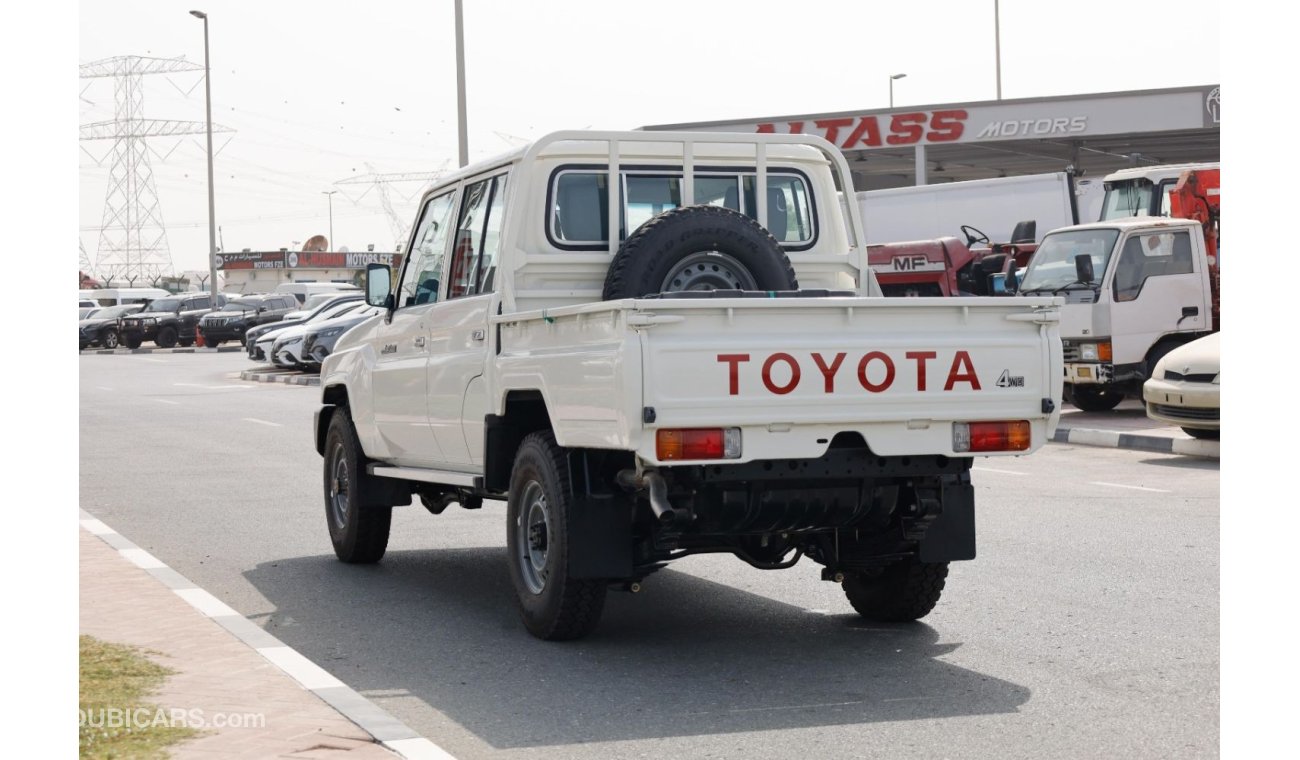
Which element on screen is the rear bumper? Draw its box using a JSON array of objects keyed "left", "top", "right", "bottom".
[{"left": 1064, "top": 361, "right": 1112, "bottom": 385}]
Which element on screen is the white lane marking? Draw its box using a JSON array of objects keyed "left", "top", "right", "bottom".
[
  {"left": 120, "top": 548, "right": 166, "bottom": 570},
  {"left": 1090, "top": 481, "right": 1171, "bottom": 493},
  {"left": 173, "top": 383, "right": 251, "bottom": 390},
  {"left": 972, "top": 466, "right": 1026, "bottom": 476},
  {"left": 385, "top": 738, "right": 458, "bottom": 760},
  {"left": 242, "top": 417, "right": 283, "bottom": 427},
  {"left": 174, "top": 588, "right": 239, "bottom": 618},
  {"left": 95, "top": 386, "right": 114, "bottom": 391},
  {"left": 142, "top": 358, "right": 168, "bottom": 364},
  {"left": 154, "top": 399, "right": 180, "bottom": 405},
  {"left": 257, "top": 646, "right": 345, "bottom": 690}
]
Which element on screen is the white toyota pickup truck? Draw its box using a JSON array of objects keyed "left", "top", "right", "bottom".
[{"left": 315, "top": 130, "right": 1063, "bottom": 640}]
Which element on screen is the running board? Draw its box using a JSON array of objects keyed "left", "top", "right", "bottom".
[{"left": 368, "top": 465, "right": 480, "bottom": 488}]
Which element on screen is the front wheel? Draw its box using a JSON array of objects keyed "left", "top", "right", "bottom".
[
  {"left": 843, "top": 559, "right": 949, "bottom": 622},
  {"left": 123, "top": 336, "right": 142, "bottom": 349},
  {"left": 102, "top": 330, "right": 120, "bottom": 349},
  {"left": 506, "top": 431, "right": 607, "bottom": 640},
  {"left": 1069, "top": 385, "right": 1125, "bottom": 412},
  {"left": 156, "top": 326, "right": 178, "bottom": 349},
  {"left": 323, "top": 408, "right": 392, "bottom": 563}
]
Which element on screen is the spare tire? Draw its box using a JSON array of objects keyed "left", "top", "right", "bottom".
[{"left": 602, "top": 205, "right": 798, "bottom": 300}]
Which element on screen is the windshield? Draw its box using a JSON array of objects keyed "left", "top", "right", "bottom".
[
  {"left": 92, "top": 305, "right": 139, "bottom": 319},
  {"left": 308, "top": 302, "right": 362, "bottom": 322},
  {"left": 301, "top": 293, "right": 345, "bottom": 310},
  {"left": 1099, "top": 181, "right": 1154, "bottom": 220},
  {"left": 1017, "top": 229, "right": 1121, "bottom": 293},
  {"left": 143, "top": 298, "right": 182, "bottom": 312}
]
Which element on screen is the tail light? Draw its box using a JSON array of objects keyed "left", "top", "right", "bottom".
[
  {"left": 656, "top": 428, "right": 742, "bottom": 461},
  {"left": 953, "top": 421, "right": 1031, "bottom": 453}
]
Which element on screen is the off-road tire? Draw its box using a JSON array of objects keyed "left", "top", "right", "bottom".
[
  {"left": 123, "top": 336, "right": 143, "bottom": 349},
  {"left": 843, "top": 559, "right": 949, "bottom": 622},
  {"left": 206, "top": 338, "right": 222, "bottom": 348},
  {"left": 1069, "top": 385, "right": 1125, "bottom": 412},
  {"left": 323, "top": 407, "right": 392, "bottom": 564},
  {"left": 506, "top": 431, "right": 607, "bottom": 640},
  {"left": 1183, "top": 427, "right": 1219, "bottom": 440},
  {"left": 601, "top": 205, "right": 798, "bottom": 300},
  {"left": 156, "top": 325, "right": 178, "bottom": 349}
]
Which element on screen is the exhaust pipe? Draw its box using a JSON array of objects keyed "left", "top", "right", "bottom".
[{"left": 617, "top": 470, "right": 680, "bottom": 526}]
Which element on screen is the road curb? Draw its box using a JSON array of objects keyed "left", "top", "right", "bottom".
[
  {"left": 240, "top": 369, "right": 320, "bottom": 386},
  {"left": 1052, "top": 426, "right": 1219, "bottom": 459},
  {"left": 78, "top": 510, "right": 455, "bottom": 760},
  {"left": 80, "top": 345, "right": 246, "bottom": 355}
]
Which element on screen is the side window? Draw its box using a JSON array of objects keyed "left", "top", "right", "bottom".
[
  {"left": 190, "top": 297, "right": 210, "bottom": 310},
  {"left": 447, "top": 174, "right": 507, "bottom": 299},
  {"left": 398, "top": 191, "right": 457, "bottom": 308},
  {"left": 742, "top": 175, "right": 813, "bottom": 243},
  {"left": 553, "top": 172, "right": 609, "bottom": 243},
  {"left": 626, "top": 176, "right": 681, "bottom": 234},
  {"left": 1113, "top": 231, "right": 1193, "bottom": 302}
]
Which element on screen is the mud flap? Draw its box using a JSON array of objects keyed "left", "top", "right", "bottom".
[
  {"left": 919, "top": 479, "right": 976, "bottom": 562},
  {"left": 566, "top": 494, "right": 634, "bottom": 579}
]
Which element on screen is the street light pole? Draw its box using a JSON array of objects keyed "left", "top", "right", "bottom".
[
  {"left": 889, "top": 73, "right": 907, "bottom": 108},
  {"left": 454, "top": 0, "right": 468, "bottom": 167},
  {"left": 995, "top": 0, "right": 1003, "bottom": 99},
  {"left": 322, "top": 190, "right": 337, "bottom": 251},
  {"left": 191, "top": 9, "right": 218, "bottom": 308}
]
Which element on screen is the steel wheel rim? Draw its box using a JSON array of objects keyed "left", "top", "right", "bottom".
[
  {"left": 329, "top": 442, "right": 350, "bottom": 530},
  {"left": 661, "top": 251, "right": 758, "bottom": 292},
  {"left": 517, "top": 480, "right": 550, "bottom": 594}
]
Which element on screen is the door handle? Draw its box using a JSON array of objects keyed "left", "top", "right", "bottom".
[
  {"left": 471, "top": 329, "right": 486, "bottom": 342},
  {"left": 413, "top": 336, "right": 426, "bottom": 348}
]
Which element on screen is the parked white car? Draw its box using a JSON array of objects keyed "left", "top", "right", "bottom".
[
  {"left": 1142, "top": 332, "right": 1219, "bottom": 439},
  {"left": 272, "top": 304, "right": 380, "bottom": 369},
  {"left": 253, "top": 299, "right": 367, "bottom": 365}
]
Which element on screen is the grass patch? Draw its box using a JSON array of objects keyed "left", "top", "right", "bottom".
[{"left": 79, "top": 635, "right": 199, "bottom": 759}]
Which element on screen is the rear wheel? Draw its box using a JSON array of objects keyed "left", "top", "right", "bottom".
[
  {"left": 1183, "top": 427, "right": 1219, "bottom": 440},
  {"left": 323, "top": 408, "right": 392, "bottom": 563},
  {"left": 506, "top": 431, "right": 607, "bottom": 640},
  {"left": 1069, "top": 385, "right": 1124, "bottom": 412},
  {"left": 843, "top": 559, "right": 949, "bottom": 622}
]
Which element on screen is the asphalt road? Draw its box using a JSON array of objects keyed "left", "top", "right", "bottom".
[{"left": 80, "top": 352, "right": 1220, "bottom": 759}]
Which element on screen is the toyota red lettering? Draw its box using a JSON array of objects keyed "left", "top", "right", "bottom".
[{"left": 718, "top": 350, "right": 983, "bottom": 395}]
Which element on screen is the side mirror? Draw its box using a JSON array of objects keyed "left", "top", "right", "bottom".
[
  {"left": 1074, "top": 254, "right": 1095, "bottom": 284},
  {"left": 366, "top": 263, "right": 392, "bottom": 309},
  {"left": 1006, "top": 264, "right": 1019, "bottom": 293}
]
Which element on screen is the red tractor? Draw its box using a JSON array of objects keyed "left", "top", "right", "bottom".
[{"left": 867, "top": 221, "right": 1039, "bottom": 297}]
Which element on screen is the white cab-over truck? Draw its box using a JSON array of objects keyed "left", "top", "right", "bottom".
[{"left": 315, "top": 131, "right": 1064, "bottom": 640}]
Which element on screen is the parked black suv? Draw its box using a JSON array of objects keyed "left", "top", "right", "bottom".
[
  {"left": 197, "top": 294, "right": 298, "bottom": 347},
  {"left": 118, "top": 293, "right": 225, "bottom": 349}
]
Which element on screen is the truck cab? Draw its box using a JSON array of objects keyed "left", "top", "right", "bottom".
[
  {"left": 1016, "top": 217, "right": 1215, "bottom": 411},
  {"left": 1098, "top": 162, "right": 1219, "bottom": 221}
]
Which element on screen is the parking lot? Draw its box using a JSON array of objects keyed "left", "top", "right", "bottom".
[{"left": 79, "top": 351, "right": 1219, "bottom": 759}]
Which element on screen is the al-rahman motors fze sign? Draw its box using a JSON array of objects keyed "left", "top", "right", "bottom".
[{"left": 644, "top": 86, "right": 1219, "bottom": 151}]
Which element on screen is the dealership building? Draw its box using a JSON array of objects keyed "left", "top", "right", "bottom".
[
  {"left": 643, "top": 85, "right": 1219, "bottom": 190},
  {"left": 215, "top": 250, "right": 403, "bottom": 294}
]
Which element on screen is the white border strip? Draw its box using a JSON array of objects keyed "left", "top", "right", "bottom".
[{"left": 78, "top": 509, "right": 453, "bottom": 760}]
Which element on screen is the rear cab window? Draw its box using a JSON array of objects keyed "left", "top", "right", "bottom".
[{"left": 548, "top": 166, "right": 816, "bottom": 250}]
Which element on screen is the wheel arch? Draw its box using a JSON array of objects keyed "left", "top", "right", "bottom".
[
  {"left": 484, "top": 390, "right": 553, "bottom": 494},
  {"left": 315, "top": 384, "right": 350, "bottom": 455}
]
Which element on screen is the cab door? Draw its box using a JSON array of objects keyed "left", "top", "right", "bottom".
[
  {"left": 369, "top": 189, "right": 458, "bottom": 467},
  {"left": 426, "top": 173, "right": 508, "bottom": 468},
  {"left": 1107, "top": 228, "right": 1210, "bottom": 368}
]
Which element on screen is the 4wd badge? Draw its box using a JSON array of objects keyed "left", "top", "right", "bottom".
[{"left": 996, "top": 370, "right": 1025, "bottom": 388}]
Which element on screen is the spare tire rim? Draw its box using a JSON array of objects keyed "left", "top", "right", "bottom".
[
  {"left": 518, "top": 480, "right": 550, "bottom": 594},
  {"left": 661, "top": 251, "right": 759, "bottom": 293}
]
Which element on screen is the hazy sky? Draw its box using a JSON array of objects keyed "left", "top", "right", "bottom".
[{"left": 78, "top": 0, "right": 1220, "bottom": 275}]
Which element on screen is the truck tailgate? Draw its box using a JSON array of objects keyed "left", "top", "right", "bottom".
[{"left": 637, "top": 297, "right": 1061, "bottom": 461}]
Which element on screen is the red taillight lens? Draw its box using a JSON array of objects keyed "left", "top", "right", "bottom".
[
  {"left": 953, "top": 421, "right": 1031, "bottom": 452},
  {"left": 656, "top": 428, "right": 741, "bottom": 460}
]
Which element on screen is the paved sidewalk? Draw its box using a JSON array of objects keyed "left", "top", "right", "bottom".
[
  {"left": 241, "top": 368, "right": 321, "bottom": 386},
  {"left": 80, "top": 523, "right": 423, "bottom": 759},
  {"left": 80, "top": 345, "right": 246, "bottom": 355}
]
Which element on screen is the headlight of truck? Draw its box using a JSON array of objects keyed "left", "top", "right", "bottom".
[{"left": 1078, "top": 341, "right": 1112, "bottom": 362}]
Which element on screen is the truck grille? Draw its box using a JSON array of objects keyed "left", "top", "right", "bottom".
[
  {"left": 1149, "top": 403, "right": 1219, "bottom": 422},
  {"left": 204, "top": 317, "right": 227, "bottom": 327}
]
